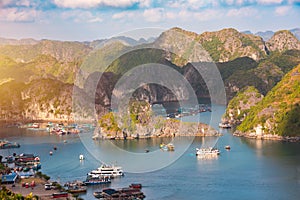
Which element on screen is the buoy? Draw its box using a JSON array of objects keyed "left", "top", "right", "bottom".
[
  {"left": 63, "top": 140, "right": 67, "bottom": 143},
  {"left": 49, "top": 151, "right": 53, "bottom": 156},
  {"left": 79, "top": 154, "right": 84, "bottom": 160},
  {"left": 54, "top": 146, "right": 57, "bottom": 150}
]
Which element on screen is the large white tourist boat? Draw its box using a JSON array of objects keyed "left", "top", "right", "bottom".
[
  {"left": 196, "top": 147, "right": 220, "bottom": 156},
  {"left": 87, "top": 164, "right": 124, "bottom": 179}
]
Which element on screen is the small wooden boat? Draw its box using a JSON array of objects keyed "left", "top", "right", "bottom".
[
  {"left": 167, "top": 143, "right": 175, "bottom": 151},
  {"left": 67, "top": 186, "right": 87, "bottom": 194},
  {"left": 52, "top": 192, "right": 68, "bottom": 198},
  {"left": 225, "top": 145, "right": 231, "bottom": 150}
]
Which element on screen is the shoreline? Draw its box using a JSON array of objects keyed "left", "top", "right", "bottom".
[
  {"left": 93, "top": 132, "right": 223, "bottom": 140},
  {"left": 233, "top": 131, "right": 300, "bottom": 142},
  {"left": 0, "top": 119, "right": 96, "bottom": 128}
]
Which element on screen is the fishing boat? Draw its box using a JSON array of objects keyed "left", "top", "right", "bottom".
[
  {"left": 196, "top": 147, "right": 220, "bottom": 156},
  {"left": 87, "top": 164, "right": 124, "bottom": 179},
  {"left": 160, "top": 143, "right": 175, "bottom": 151},
  {"left": 67, "top": 185, "right": 87, "bottom": 193}
]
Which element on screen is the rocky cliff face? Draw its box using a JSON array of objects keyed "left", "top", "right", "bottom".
[
  {"left": 154, "top": 27, "right": 268, "bottom": 63},
  {"left": 266, "top": 30, "right": 300, "bottom": 52},
  {"left": 199, "top": 28, "right": 267, "bottom": 62},
  {"left": 154, "top": 27, "right": 212, "bottom": 66},
  {"left": 223, "top": 86, "right": 263, "bottom": 126},
  {"left": 0, "top": 79, "right": 94, "bottom": 122}
]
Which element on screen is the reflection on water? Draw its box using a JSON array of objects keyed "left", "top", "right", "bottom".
[
  {"left": 196, "top": 154, "right": 219, "bottom": 160},
  {"left": 105, "top": 138, "right": 173, "bottom": 153},
  {"left": 241, "top": 137, "right": 300, "bottom": 158}
]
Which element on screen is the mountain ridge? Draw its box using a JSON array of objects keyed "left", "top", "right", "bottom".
[{"left": 1, "top": 27, "right": 300, "bottom": 124}]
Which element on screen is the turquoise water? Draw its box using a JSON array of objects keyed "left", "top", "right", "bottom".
[{"left": 0, "top": 105, "right": 300, "bottom": 200}]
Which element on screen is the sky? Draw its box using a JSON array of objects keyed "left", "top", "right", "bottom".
[{"left": 0, "top": 0, "right": 299, "bottom": 41}]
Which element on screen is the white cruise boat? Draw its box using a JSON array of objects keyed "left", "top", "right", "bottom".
[
  {"left": 87, "top": 164, "right": 124, "bottom": 179},
  {"left": 196, "top": 147, "right": 220, "bottom": 156}
]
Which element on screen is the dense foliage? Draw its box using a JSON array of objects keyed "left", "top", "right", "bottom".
[
  {"left": 237, "top": 64, "right": 300, "bottom": 136},
  {"left": 0, "top": 186, "right": 38, "bottom": 200}
]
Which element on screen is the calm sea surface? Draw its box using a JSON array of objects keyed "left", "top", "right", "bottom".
[{"left": 0, "top": 105, "right": 300, "bottom": 200}]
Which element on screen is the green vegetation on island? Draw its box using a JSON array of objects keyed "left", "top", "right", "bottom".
[{"left": 236, "top": 64, "right": 300, "bottom": 137}]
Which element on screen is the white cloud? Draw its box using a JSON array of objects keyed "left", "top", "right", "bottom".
[
  {"left": 287, "top": 0, "right": 300, "bottom": 4},
  {"left": 0, "top": 0, "right": 14, "bottom": 7},
  {"left": 178, "top": 9, "right": 193, "bottom": 19},
  {"left": 194, "top": 9, "right": 223, "bottom": 21},
  {"left": 275, "top": 5, "right": 292, "bottom": 15},
  {"left": 164, "top": 9, "right": 223, "bottom": 22},
  {"left": 165, "top": 12, "right": 177, "bottom": 19},
  {"left": 112, "top": 11, "right": 136, "bottom": 19},
  {"left": 227, "top": 7, "right": 258, "bottom": 17},
  {"left": 257, "top": 0, "right": 284, "bottom": 5},
  {"left": 166, "top": 0, "right": 184, "bottom": 8},
  {"left": 53, "top": 0, "right": 151, "bottom": 9},
  {"left": 16, "top": 0, "right": 31, "bottom": 7},
  {"left": 0, "top": 0, "right": 35, "bottom": 7},
  {"left": 179, "top": 0, "right": 219, "bottom": 9},
  {"left": 139, "top": 0, "right": 151, "bottom": 7},
  {"left": 61, "top": 10, "right": 103, "bottom": 23},
  {"left": 0, "top": 7, "right": 38, "bottom": 22},
  {"left": 143, "top": 8, "right": 164, "bottom": 22},
  {"left": 88, "top": 17, "right": 103, "bottom": 23}
]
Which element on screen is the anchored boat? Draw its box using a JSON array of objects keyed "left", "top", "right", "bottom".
[{"left": 219, "top": 122, "right": 232, "bottom": 128}]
